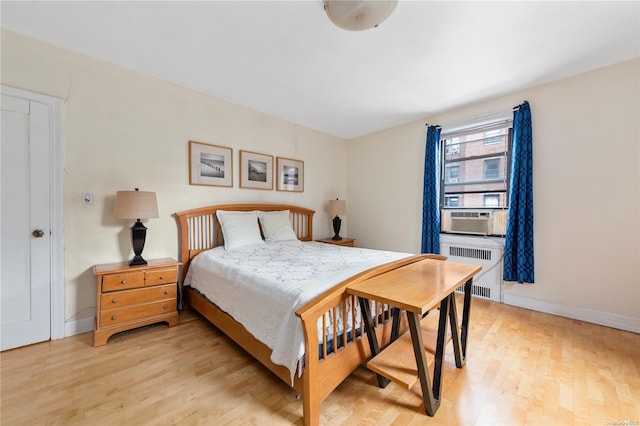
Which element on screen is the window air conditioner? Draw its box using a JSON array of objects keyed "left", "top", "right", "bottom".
[{"left": 441, "top": 210, "right": 508, "bottom": 236}]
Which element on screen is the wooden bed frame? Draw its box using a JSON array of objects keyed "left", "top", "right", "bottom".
[{"left": 175, "top": 204, "right": 428, "bottom": 425}]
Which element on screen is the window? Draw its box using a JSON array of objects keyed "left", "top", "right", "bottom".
[
  {"left": 446, "top": 137, "right": 461, "bottom": 155},
  {"left": 445, "top": 196, "right": 460, "bottom": 207},
  {"left": 483, "top": 194, "right": 500, "bottom": 207},
  {"left": 445, "top": 165, "right": 459, "bottom": 184},
  {"left": 484, "top": 158, "right": 500, "bottom": 180},
  {"left": 484, "top": 129, "right": 502, "bottom": 145},
  {"left": 441, "top": 122, "right": 511, "bottom": 210}
]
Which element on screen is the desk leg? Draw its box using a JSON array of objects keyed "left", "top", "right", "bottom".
[
  {"left": 358, "top": 297, "right": 390, "bottom": 388},
  {"left": 390, "top": 307, "right": 401, "bottom": 341},
  {"left": 449, "top": 278, "right": 473, "bottom": 369},
  {"left": 460, "top": 278, "right": 473, "bottom": 360},
  {"left": 448, "top": 292, "right": 463, "bottom": 368},
  {"left": 409, "top": 295, "right": 449, "bottom": 416},
  {"left": 450, "top": 278, "right": 473, "bottom": 368}
]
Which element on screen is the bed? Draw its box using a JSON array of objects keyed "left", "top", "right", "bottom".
[{"left": 175, "top": 204, "right": 429, "bottom": 425}]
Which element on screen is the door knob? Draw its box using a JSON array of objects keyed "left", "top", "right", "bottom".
[{"left": 32, "top": 229, "right": 45, "bottom": 238}]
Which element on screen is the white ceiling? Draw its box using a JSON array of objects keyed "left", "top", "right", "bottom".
[{"left": 2, "top": 1, "right": 639, "bottom": 139}]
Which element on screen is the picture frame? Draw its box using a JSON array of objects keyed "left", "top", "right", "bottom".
[
  {"left": 240, "top": 150, "right": 273, "bottom": 190},
  {"left": 276, "top": 157, "right": 304, "bottom": 192},
  {"left": 189, "top": 141, "right": 233, "bottom": 187}
]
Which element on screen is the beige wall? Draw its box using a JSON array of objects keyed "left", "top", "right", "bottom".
[
  {"left": 1, "top": 30, "right": 348, "bottom": 325},
  {"left": 348, "top": 58, "right": 640, "bottom": 324},
  {"left": 2, "top": 29, "right": 638, "bottom": 332}
]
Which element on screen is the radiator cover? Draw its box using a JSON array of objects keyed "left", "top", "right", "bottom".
[{"left": 440, "top": 235, "right": 504, "bottom": 302}]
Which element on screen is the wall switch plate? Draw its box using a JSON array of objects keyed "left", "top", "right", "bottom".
[{"left": 82, "top": 192, "right": 93, "bottom": 204}]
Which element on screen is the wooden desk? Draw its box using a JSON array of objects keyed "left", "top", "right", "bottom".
[{"left": 347, "top": 258, "right": 481, "bottom": 416}]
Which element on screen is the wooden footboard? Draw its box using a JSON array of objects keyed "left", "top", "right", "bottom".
[
  {"left": 295, "top": 254, "right": 426, "bottom": 425},
  {"left": 175, "top": 204, "right": 426, "bottom": 425},
  {"left": 184, "top": 256, "right": 423, "bottom": 425}
]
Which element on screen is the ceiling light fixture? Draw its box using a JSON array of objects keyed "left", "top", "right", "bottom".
[{"left": 324, "top": 0, "right": 398, "bottom": 31}]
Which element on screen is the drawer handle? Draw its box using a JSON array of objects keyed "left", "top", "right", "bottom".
[
  {"left": 111, "top": 315, "right": 117, "bottom": 321},
  {"left": 159, "top": 276, "right": 165, "bottom": 280},
  {"left": 164, "top": 290, "right": 169, "bottom": 295},
  {"left": 120, "top": 279, "right": 127, "bottom": 285},
  {"left": 163, "top": 305, "right": 168, "bottom": 309},
  {"left": 111, "top": 299, "right": 117, "bottom": 304}
]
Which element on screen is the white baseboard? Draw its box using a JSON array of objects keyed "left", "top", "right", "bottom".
[
  {"left": 503, "top": 293, "right": 640, "bottom": 334},
  {"left": 64, "top": 317, "right": 94, "bottom": 337}
]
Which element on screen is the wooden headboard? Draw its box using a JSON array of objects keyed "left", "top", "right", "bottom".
[{"left": 175, "top": 204, "right": 315, "bottom": 280}]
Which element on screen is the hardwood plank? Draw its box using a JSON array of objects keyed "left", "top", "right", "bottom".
[{"left": 1, "top": 296, "right": 639, "bottom": 425}]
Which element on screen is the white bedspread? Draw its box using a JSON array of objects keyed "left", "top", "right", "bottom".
[{"left": 184, "top": 240, "right": 410, "bottom": 383}]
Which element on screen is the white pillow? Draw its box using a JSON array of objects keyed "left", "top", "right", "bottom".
[
  {"left": 258, "top": 210, "right": 298, "bottom": 243},
  {"left": 216, "top": 210, "right": 265, "bottom": 250}
]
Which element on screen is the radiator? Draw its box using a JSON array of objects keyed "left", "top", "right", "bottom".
[{"left": 440, "top": 238, "right": 503, "bottom": 302}]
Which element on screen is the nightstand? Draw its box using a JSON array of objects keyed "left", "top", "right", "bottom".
[
  {"left": 316, "top": 238, "right": 356, "bottom": 247},
  {"left": 93, "top": 257, "right": 181, "bottom": 346}
]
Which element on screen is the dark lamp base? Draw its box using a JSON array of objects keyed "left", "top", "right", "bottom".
[
  {"left": 332, "top": 215, "right": 343, "bottom": 241},
  {"left": 130, "top": 219, "right": 148, "bottom": 267},
  {"left": 129, "top": 255, "right": 148, "bottom": 266}
]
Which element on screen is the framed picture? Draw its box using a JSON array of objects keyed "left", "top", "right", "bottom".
[
  {"left": 240, "top": 150, "right": 273, "bottom": 190},
  {"left": 189, "top": 141, "right": 233, "bottom": 187},
  {"left": 276, "top": 157, "right": 304, "bottom": 192}
]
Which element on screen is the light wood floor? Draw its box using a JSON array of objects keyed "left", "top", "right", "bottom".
[{"left": 2, "top": 297, "right": 639, "bottom": 425}]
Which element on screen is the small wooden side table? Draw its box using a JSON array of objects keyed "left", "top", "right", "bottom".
[
  {"left": 347, "top": 258, "right": 481, "bottom": 416},
  {"left": 315, "top": 237, "right": 355, "bottom": 247},
  {"left": 93, "top": 257, "right": 181, "bottom": 346}
]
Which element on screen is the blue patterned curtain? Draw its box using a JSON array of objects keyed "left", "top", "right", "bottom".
[
  {"left": 421, "top": 125, "right": 441, "bottom": 254},
  {"left": 503, "top": 101, "right": 534, "bottom": 283}
]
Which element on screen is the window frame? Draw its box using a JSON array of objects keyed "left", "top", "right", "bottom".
[{"left": 440, "top": 124, "right": 513, "bottom": 211}]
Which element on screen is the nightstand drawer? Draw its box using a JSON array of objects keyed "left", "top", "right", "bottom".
[
  {"left": 145, "top": 268, "right": 178, "bottom": 286},
  {"left": 100, "top": 284, "right": 176, "bottom": 309},
  {"left": 102, "top": 272, "right": 144, "bottom": 292},
  {"left": 100, "top": 299, "right": 177, "bottom": 326}
]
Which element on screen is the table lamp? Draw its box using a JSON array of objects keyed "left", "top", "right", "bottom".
[
  {"left": 328, "top": 198, "right": 347, "bottom": 240},
  {"left": 114, "top": 188, "right": 159, "bottom": 266}
]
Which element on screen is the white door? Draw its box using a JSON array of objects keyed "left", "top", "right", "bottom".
[{"left": 1, "top": 94, "right": 52, "bottom": 351}]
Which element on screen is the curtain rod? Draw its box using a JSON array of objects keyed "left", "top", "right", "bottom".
[
  {"left": 427, "top": 101, "right": 526, "bottom": 129},
  {"left": 513, "top": 100, "right": 529, "bottom": 111}
]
